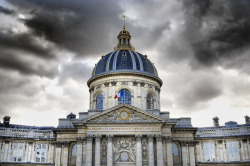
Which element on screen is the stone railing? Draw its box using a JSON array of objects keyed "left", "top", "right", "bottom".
[
  {"left": 196, "top": 126, "right": 250, "bottom": 137},
  {"left": 0, "top": 127, "right": 54, "bottom": 139}
]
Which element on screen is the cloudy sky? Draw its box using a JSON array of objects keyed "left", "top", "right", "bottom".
[{"left": 0, "top": 0, "right": 250, "bottom": 127}]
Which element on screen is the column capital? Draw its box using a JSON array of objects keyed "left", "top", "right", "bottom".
[
  {"left": 95, "top": 135, "right": 102, "bottom": 142},
  {"left": 147, "top": 134, "right": 154, "bottom": 141},
  {"left": 106, "top": 135, "right": 114, "bottom": 141},
  {"left": 77, "top": 136, "right": 86, "bottom": 143},
  {"left": 155, "top": 135, "right": 163, "bottom": 142},
  {"left": 135, "top": 134, "right": 142, "bottom": 141},
  {"left": 163, "top": 136, "right": 172, "bottom": 143},
  {"left": 86, "top": 135, "right": 93, "bottom": 142},
  {"left": 188, "top": 141, "right": 196, "bottom": 147}
]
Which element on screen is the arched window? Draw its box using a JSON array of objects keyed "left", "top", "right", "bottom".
[
  {"left": 118, "top": 89, "right": 131, "bottom": 105},
  {"left": 96, "top": 93, "right": 103, "bottom": 110},
  {"left": 146, "top": 93, "right": 154, "bottom": 109},
  {"left": 71, "top": 144, "right": 77, "bottom": 157},
  {"left": 172, "top": 143, "right": 181, "bottom": 164}
]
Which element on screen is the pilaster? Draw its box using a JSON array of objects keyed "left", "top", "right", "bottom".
[
  {"left": 136, "top": 135, "right": 142, "bottom": 166},
  {"left": 95, "top": 135, "right": 102, "bottom": 166},
  {"left": 147, "top": 135, "right": 154, "bottom": 166},
  {"left": 85, "top": 135, "right": 93, "bottom": 166},
  {"left": 181, "top": 141, "right": 189, "bottom": 166},
  {"left": 107, "top": 135, "right": 114, "bottom": 166},
  {"left": 156, "top": 135, "right": 164, "bottom": 166},
  {"left": 164, "top": 136, "right": 173, "bottom": 166},
  {"left": 76, "top": 137, "right": 84, "bottom": 166}
]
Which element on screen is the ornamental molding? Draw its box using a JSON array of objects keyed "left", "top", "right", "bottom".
[
  {"left": 87, "top": 71, "right": 163, "bottom": 87},
  {"left": 82, "top": 104, "right": 166, "bottom": 124}
]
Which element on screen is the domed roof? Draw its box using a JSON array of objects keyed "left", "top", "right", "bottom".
[
  {"left": 89, "top": 26, "right": 160, "bottom": 85},
  {"left": 91, "top": 50, "right": 158, "bottom": 77}
]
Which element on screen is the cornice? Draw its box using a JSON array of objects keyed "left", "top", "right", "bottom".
[{"left": 87, "top": 71, "right": 163, "bottom": 87}]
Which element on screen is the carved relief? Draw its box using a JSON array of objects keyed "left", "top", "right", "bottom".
[
  {"left": 113, "top": 137, "right": 136, "bottom": 163},
  {"left": 89, "top": 109, "right": 158, "bottom": 122},
  {"left": 142, "top": 137, "right": 148, "bottom": 161},
  {"left": 101, "top": 137, "right": 107, "bottom": 161}
]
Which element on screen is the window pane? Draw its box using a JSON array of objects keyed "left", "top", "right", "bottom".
[
  {"left": 96, "top": 93, "right": 103, "bottom": 110},
  {"left": 146, "top": 93, "right": 154, "bottom": 109},
  {"left": 42, "top": 144, "right": 46, "bottom": 149},
  {"left": 204, "top": 142, "right": 215, "bottom": 162},
  {"left": 227, "top": 141, "right": 240, "bottom": 161},
  {"left": 172, "top": 143, "right": 178, "bottom": 156},
  {"left": 72, "top": 144, "right": 77, "bottom": 156},
  {"left": 118, "top": 89, "right": 131, "bottom": 105}
]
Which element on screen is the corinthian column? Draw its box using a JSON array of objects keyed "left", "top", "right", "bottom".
[
  {"left": 85, "top": 135, "right": 93, "bottom": 166},
  {"left": 181, "top": 141, "right": 188, "bottom": 166},
  {"left": 156, "top": 135, "right": 164, "bottom": 166},
  {"left": 107, "top": 135, "right": 113, "bottom": 166},
  {"left": 165, "top": 137, "right": 173, "bottom": 166},
  {"left": 76, "top": 137, "right": 84, "bottom": 166},
  {"left": 136, "top": 135, "right": 142, "bottom": 166},
  {"left": 189, "top": 141, "right": 196, "bottom": 166},
  {"left": 95, "top": 135, "right": 101, "bottom": 166},
  {"left": 147, "top": 135, "right": 154, "bottom": 166}
]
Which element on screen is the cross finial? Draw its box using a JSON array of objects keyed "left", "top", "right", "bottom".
[{"left": 121, "top": 14, "right": 126, "bottom": 29}]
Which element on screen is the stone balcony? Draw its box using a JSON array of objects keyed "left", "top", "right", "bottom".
[
  {"left": 196, "top": 125, "right": 250, "bottom": 138},
  {"left": 0, "top": 127, "right": 54, "bottom": 139}
]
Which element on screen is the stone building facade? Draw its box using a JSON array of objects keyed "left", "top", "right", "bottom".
[{"left": 0, "top": 27, "right": 249, "bottom": 166}]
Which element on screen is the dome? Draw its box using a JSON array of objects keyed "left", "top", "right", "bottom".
[
  {"left": 90, "top": 26, "right": 159, "bottom": 79},
  {"left": 91, "top": 50, "right": 158, "bottom": 77}
]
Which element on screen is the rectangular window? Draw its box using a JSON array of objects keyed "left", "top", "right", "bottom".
[
  {"left": 12, "top": 142, "right": 24, "bottom": 162},
  {"left": 203, "top": 142, "right": 215, "bottom": 162},
  {"left": 227, "top": 141, "right": 240, "bottom": 161},
  {"left": 36, "top": 143, "right": 47, "bottom": 163}
]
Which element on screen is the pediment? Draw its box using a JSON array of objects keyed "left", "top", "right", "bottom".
[{"left": 83, "top": 104, "right": 166, "bottom": 124}]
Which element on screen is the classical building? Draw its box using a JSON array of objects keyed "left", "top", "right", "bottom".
[{"left": 0, "top": 26, "right": 249, "bottom": 166}]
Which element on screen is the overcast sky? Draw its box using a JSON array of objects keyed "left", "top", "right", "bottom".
[{"left": 0, "top": 0, "right": 250, "bottom": 127}]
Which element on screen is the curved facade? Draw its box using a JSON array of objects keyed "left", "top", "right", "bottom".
[{"left": 88, "top": 27, "right": 162, "bottom": 111}]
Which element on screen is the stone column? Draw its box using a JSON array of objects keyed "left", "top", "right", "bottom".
[
  {"left": 27, "top": 142, "right": 33, "bottom": 162},
  {"left": 3, "top": 141, "right": 9, "bottom": 161},
  {"left": 95, "top": 135, "right": 101, "bottom": 166},
  {"left": 189, "top": 141, "right": 196, "bottom": 166},
  {"left": 136, "top": 135, "right": 142, "bottom": 166},
  {"left": 85, "top": 135, "right": 93, "bottom": 166},
  {"left": 7, "top": 141, "right": 12, "bottom": 161},
  {"left": 55, "top": 143, "right": 62, "bottom": 166},
  {"left": 82, "top": 138, "right": 87, "bottom": 165},
  {"left": 147, "top": 135, "right": 155, "bottom": 166},
  {"left": 48, "top": 143, "right": 55, "bottom": 163},
  {"left": 62, "top": 142, "right": 69, "bottom": 166},
  {"left": 76, "top": 137, "right": 84, "bottom": 166},
  {"left": 222, "top": 140, "right": 228, "bottom": 161},
  {"left": 156, "top": 135, "right": 164, "bottom": 166},
  {"left": 0, "top": 141, "right": 5, "bottom": 161},
  {"left": 31, "top": 143, "right": 36, "bottom": 162},
  {"left": 181, "top": 141, "right": 188, "bottom": 166},
  {"left": 165, "top": 137, "right": 173, "bottom": 166},
  {"left": 195, "top": 141, "right": 201, "bottom": 162},
  {"left": 107, "top": 135, "right": 113, "bottom": 166}
]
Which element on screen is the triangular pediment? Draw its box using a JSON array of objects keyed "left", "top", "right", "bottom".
[{"left": 82, "top": 104, "right": 166, "bottom": 124}]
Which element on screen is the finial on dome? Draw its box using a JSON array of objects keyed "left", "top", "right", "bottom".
[{"left": 123, "top": 25, "right": 126, "bottom": 30}]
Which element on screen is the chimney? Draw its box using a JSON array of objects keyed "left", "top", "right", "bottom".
[
  {"left": 3, "top": 116, "right": 11, "bottom": 128},
  {"left": 213, "top": 116, "right": 219, "bottom": 128},
  {"left": 245, "top": 115, "right": 250, "bottom": 124}
]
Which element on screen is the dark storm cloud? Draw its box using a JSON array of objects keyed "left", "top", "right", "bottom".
[
  {"left": 59, "top": 62, "right": 93, "bottom": 84},
  {"left": 7, "top": 0, "right": 123, "bottom": 57},
  {"left": 0, "top": 28, "right": 58, "bottom": 77},
  {"left": 177, "top": 75, "right": 222, "bottom": 109},
  {"left": 0, "top": 5, "right": 16, "bottom": 15},
  {"left": 0, "top": 30, "right": 56, "bottom": 59},
  {"left": 182, "top": 0, "right": 250, "bottom": 68}
]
